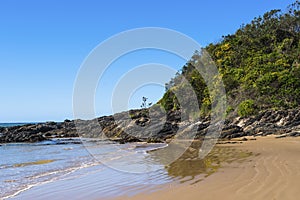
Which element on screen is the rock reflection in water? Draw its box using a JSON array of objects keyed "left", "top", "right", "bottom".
[{"left": 149, "top": 141, "right": 253, "bottom": 184}]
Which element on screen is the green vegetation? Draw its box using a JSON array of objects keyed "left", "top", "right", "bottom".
[
  {"left": 238, "top": 99, "right": 257, "bottom": 117},
  {"left": 159, "top": 1, "right": 300, "bottom": 117}
]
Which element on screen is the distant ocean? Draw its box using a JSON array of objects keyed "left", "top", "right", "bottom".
[{"left": 0, "top": 123, "right": 38, "bottom": 128}]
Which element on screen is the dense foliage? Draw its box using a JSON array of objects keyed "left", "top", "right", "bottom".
[{"left": 159, "top": 1, "right": 300, "bottom": 117}]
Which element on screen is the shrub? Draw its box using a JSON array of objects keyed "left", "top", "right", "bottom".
[
  {"left": 238, "top": 99, "right": 257, "bottom": 117},
  {"left": 226, "top": 106, "right": 234, "bottom": 115}
]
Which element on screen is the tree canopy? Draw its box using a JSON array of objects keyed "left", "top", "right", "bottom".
[{"left": 159, "top": 1, "right": 300, "bottom": 117}]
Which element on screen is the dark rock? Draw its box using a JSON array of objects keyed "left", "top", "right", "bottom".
[
  {"left": 289, "top": 131, "right": 300, "bottom": 137},
  {"left": 221, "top": 125, "right": 244, "bottom": 139},
  {"left": 2, "top": 107, "right": 300, "bottom": 144}
]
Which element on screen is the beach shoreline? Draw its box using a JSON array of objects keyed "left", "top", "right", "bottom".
[
  {"left": 113, "top": 136, "right": 300, "bottom": 200},
  {"left": 5, "top": 136, "right": 300, "bottom": 200}
]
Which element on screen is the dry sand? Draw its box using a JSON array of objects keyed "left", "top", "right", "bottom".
[{"left": 116, "top": 136, "right": 300, "bottom": 200}]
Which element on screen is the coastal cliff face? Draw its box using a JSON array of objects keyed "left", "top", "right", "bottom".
[{"left": 1, "top": 107, "right": 300, "bottom": 143}]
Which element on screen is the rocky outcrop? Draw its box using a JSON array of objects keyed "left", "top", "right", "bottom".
[
  {"left": 0, "top": 120, "right": 78, "bottom": 143},
  {"left": 229, "top": 109, "right": 300, "bottom": 138},
  {"left": 1, "top": 107, "right": 300, "bottom": 143}
]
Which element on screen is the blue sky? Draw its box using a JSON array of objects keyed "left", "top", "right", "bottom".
[{"left": 0, "top": 0, "right": 295, "bottom": 122}]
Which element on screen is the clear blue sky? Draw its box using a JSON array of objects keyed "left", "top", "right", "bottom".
[{"left": 0, "top": 0, "right": 295, "bottom": 122}]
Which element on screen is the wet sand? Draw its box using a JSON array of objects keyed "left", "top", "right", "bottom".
[
  {"left": 9, "top": 140, "right": 253, "bottom": 200},
  {"left": 116, "top": 136, "right": 300, "bottom": 200},
  {"left": 9, "top": 137, "right": 300, "bottom": 200}
]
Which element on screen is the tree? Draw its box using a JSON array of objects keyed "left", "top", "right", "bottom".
[
  {"left": 159, "top": 1, "right": 300, "bottom": 116},
  {"left": 140, "top": 97, "right": 152, "bottom": 109}
]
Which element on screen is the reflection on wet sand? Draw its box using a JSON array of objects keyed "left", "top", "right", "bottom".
[{"left": 149, "top": 141, "right": 253, "bottom": 184}]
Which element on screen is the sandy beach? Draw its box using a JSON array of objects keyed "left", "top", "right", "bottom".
[
  {"left": 5, "top": 136, "right": 300, "bottom": 200},
  {"left": 116, "top": 136, "right": 300, "bottom": 200},
  {"left": 2, "top": 1, "right": 300, "bottom": 200}
]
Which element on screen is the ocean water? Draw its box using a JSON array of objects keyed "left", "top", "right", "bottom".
[
  {"left": 0, "top": 124, "right": 249, "bottom": 199},
  {"left": 0, "top": 137, "right": 171, "bottom": 199},
  {"left": 0, "top": 123, "right": 34, "bottom": 128}
]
